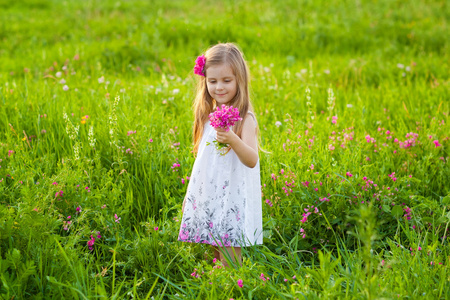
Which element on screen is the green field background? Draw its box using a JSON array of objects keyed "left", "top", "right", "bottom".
[{"left": 0, "top": 0, "right": 449, "bottom": 299}]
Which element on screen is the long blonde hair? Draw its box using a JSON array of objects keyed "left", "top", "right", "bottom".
[{"left": 192, "top": 43, "right": 255, "bottom": 153}]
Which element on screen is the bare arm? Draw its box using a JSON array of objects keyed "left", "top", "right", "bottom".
[{"left": 215, "top": 114, "right": 258, "bottom": 168}]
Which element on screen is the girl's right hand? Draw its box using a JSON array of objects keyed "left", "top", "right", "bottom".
[{"left": 182, "top": 197, "right": 186, "bottom": 213}]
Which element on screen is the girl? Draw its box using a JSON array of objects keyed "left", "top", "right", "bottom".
[{"left": 178, "top": 43, "right": 263, "bottom": 267}]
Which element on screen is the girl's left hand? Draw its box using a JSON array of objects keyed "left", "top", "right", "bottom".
[{"left": 214, "top": 127, "right": 238, "bottom": 145}]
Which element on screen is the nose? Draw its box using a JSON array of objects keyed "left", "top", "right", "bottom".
[{"left": 217, "top": 82, "right": 224, "bottom": 91}]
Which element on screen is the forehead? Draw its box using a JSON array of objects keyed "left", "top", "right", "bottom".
[{"left": 206, "top": 63, "right": 235, "bottom": 78}]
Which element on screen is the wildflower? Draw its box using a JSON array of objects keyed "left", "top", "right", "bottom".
[
  {"left": 237, "top": 279, "right": 243, "bottom": 288},
  {"left": 148, "top": 139, "right": 153, "bottom": 143},
  {"left": 433, "top": 140, "right": 441, "bottom": 147},
  {"left": 87, "top": 235, "right": 95, "bottom": 250},
  {"left": 8, "top": 150, "right": 14, "bottom": 157},
  {"left": 346, "top": 172, "right": 353, "bottom": 177},
  {"left": 76, "top": 206, "right": 81, "bottom": 213},
  {"left": 114, "top": 214, "right": 121, "bottom": 223},
  {"left": 59, "top": 79, "right": 66, "bottom": 84},
  {"left": 101, "top": 204, "right": 106, "bottom": 209},
  {"left": 154, "top": 227, "right": 159, "bottom": 231},
  {"left": 209, "top": 105, "right": 242, "bottom": 131},
  {"left": 194, "top": 55, "right": 206, "bottom": 76},
  {"left": 56, "top": 71, "right": 62, "bottom": 78},
  {"left": 275, "top": 121, "right": 282, "bottom": 127},
  {"left": 67, "top": 216, "right": 71, "bottom": 219},
  {"left": 63, "top": 85, "right": 69, "bottom": 91},
  {"left": 98, "top": 76, "right": 105, "bottom": 83},
  {"left": 331, "top": 116, "right": 338, "bottom": 124},
  {"left": 55, "top": 190, "right": 63, "bottom": 198}
]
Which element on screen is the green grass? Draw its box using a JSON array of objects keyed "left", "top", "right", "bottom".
[{"left": 0, "top": 0, "right": 449, "bottom": 298}]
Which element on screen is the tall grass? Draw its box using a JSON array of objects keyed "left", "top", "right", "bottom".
[{"left": 0, "top": 0, "right": 449, "bottom": 298}]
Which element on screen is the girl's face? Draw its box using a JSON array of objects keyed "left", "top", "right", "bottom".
[{"left": 206, "top": 63, "right": 237, "bottom": 106}]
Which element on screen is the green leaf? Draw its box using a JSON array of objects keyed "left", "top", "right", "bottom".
[
  {"left": 391, "top": 205, "right": 403, "bottom": 218},
  {"left": 442, "top": 196, "right": 450, "bottom": 205},
  {"left": 382, "top": 205, "right": 391, "bottom": 213}
]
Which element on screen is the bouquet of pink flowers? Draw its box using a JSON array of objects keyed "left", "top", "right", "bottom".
[{"left": 208, "top": 105, "right": 242, "bottom": 152}]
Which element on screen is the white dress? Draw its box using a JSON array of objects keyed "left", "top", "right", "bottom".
[{"left": 178, "top": 114, "right": 263, "bottom": 247}]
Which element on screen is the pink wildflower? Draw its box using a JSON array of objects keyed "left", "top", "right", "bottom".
[
  {"left": 114, "top": 214, "right": 121, "bottom": 223},
  {"left": 194, "top": 55, "right": 206, "bottom": 76},
  {"left": 237, "top": 279, "right": 243, "bottom": 288},
  {"left": 433, "top": 140, "right": 441, "bottom": 147},
  {"left": 87, "top": 235, "right": 95, "bottom": 250},
  {"left": 209, "top": 105, "right": 242, "bottom": 132}
]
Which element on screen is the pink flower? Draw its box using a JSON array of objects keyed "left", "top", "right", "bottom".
[
  {"left": 114, "top": 214, "right": 121, "bottom": 223},
  {"left": 237, "top": 279, "right": 243, "bottom": 288},
  {"left": 87, "top": 235, "right": 95, "bottom": 250},
  {"left": 194, "top": 55, "right": 206, "bottom": 76},
  {"left": 346, "top": 172, "right": 353, "bottom": 177},
  {"left": 154, "top": 227, "right": 159, "bottom": 231},
  {"left": 433, "top": 140, "right": 441, "bottom": 147},
  {"left": 209, "top": 105, "right": 242, "bottom": 132}
]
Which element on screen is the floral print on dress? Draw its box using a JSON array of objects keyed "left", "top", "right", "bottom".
[{"left": 178, "top": 116, "right": 263, "bottom": 247}]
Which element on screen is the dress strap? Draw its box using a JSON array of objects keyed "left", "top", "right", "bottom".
[{"left": 247, "top": 111, "right": 258, "bottom": 128}]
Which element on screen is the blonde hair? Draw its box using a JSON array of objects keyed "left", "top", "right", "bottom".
[{"left": 192, "top": 43, "right": 256, "bottom": 153}]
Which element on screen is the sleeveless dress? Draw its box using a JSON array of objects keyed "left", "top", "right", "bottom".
[{"left": 178, "top": 114, "right": 263, "bottom": 247}]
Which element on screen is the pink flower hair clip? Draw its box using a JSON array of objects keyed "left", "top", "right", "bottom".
[{"left": 194, "top": 55, "right": 206, "bottom": 77}]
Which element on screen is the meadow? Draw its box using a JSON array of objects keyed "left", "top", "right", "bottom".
[{"left": 0, "top": 0, "right": 449, "bottom": 298}]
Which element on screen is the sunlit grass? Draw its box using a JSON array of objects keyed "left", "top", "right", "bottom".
[{"left": 0, "top": 0, "right": 449, "bottom": 298}]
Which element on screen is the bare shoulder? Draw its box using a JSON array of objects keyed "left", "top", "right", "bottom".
[
  {"left": 240, "top": 112, "right": 258, "bottom": 151},
  {"left": 243, "top": 111, "right": 258, "bottom": 129}
]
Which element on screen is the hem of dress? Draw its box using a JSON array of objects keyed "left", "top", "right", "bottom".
[{"left": 177, "top": 238, "right": 263, "bottom": 248}]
